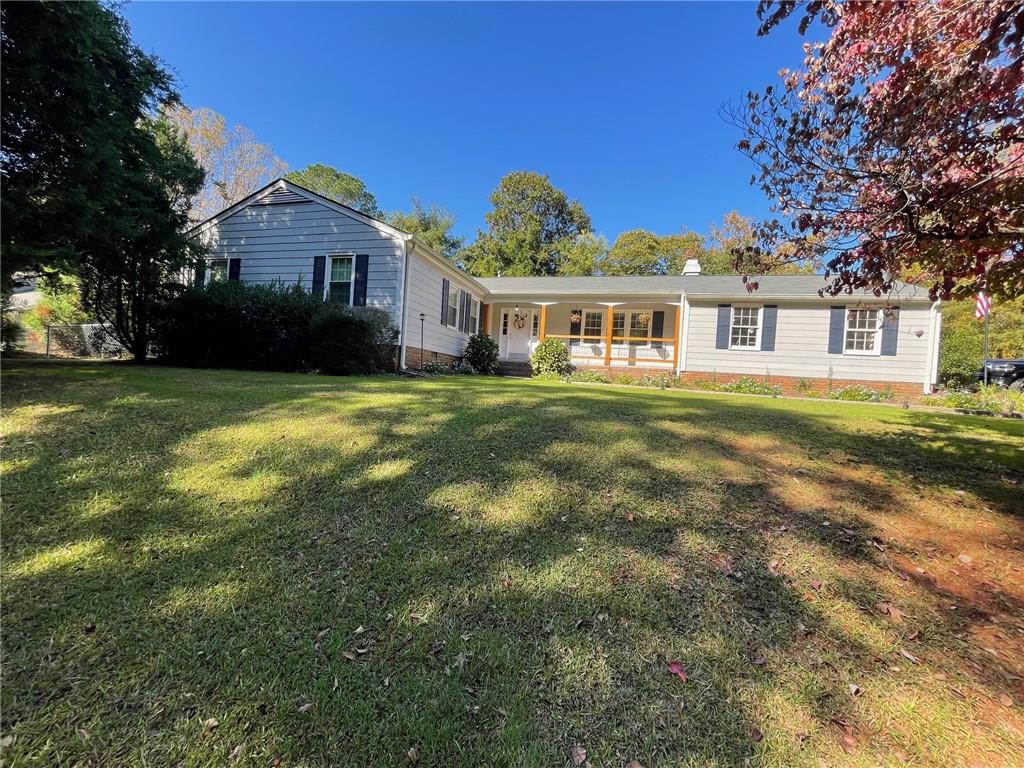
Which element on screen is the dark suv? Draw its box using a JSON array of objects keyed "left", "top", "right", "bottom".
[{"left": 976, "top": 359, "right": 1024, "bottom": 390}]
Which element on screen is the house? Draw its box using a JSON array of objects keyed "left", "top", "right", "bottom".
[{"left": 193, "top": 179, "right": 942, "bottom": 396}]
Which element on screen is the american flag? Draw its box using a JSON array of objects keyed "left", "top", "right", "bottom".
[{"left": 975, "top": 291, "right": 992, "bottom": 319}]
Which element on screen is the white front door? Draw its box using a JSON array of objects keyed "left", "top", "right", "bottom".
[{"left": 500, "top": 308, "right": 536, "bottom": 359}]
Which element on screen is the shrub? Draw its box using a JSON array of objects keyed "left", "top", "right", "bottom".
[
  {"left": 565, "top": 369, "right": 610, "bottom": 384},
  {"left": 939, "top": 329, "right": 982, "bottom": 389},
  {"left": 530, "top": 338, "right": 570, "bottom": 377},
  {"left": 153, "top": 281, "right": 397, "bottom": 374},
  {"left": 20, "top": 275, "right": 91, "bottom": 332},
  {"left": 463, "top": 333, "right": 499, "bottom": 374},
  {"left": 1, "top": 293, "right": 24, "bottom": 354},
  {"left": 154, "top": 281, "right": 321, "bottom": 370},
  {"left": 421, "top": 360, "right": 450, "bottom": 375},
  {"left": 828, "top": 385, "right": 878, "bottom": 402},
  {"left": 718, "top": 377, "right": 783, "bottom": 397},
  {"left": 451, "top": 360, "right": 476, "bottom": 375},
  {"left": 920, "top": 385, "right": 1024, "bottom": 415},
  {"left": 310, "top": 304, "right": 398, "bottom": 375}
]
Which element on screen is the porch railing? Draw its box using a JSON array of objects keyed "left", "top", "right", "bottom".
[{"left": 543, "top": 333, "right": 676, "bottom": 366}]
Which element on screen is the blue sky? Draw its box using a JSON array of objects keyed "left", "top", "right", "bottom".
[{"left": 124, "top": 1, "right": 813, "bottom": 244}]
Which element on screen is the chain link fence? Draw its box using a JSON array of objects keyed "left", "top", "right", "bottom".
[{"left": 23, "top": 324, "right": 126, "bottom": 358}]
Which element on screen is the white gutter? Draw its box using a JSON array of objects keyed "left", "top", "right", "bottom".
[
  {"left": 398, "top": 238, "right": 413, "bottom": 370},
  {"left": 925, "top": 299, "right": 942, "bottom": 393}
]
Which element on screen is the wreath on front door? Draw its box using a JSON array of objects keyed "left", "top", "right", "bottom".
[{"left": 513, "top": 313, "right": 528, "bottom": 329}]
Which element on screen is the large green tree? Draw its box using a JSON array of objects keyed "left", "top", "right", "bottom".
[
  {"left": 1, "top": 1, "right": 177, "bottom": 288},
  {"left": 285, "top": 164, "right": 380, "bottom": 217},
  {"left": 604, "top": 230, "right": 705, "bottom": 276},
  {"left": 78, "top": 116, "right": 205, "bottom": 362},
  {"left": 386, "top": 199, "right": 463, "bottom": 260},
  {"left": 460, "top": 172, "right": 592, "bottom": 276}
]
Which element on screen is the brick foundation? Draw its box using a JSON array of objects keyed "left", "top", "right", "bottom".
[
  {"left": 403, "top": 347, "right": 461, "bottom": 370},
  {"left": 674, "top": 371, "right": 923, "bottom": 399}
]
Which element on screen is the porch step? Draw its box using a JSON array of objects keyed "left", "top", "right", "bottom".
[{"left": 497, "top": 361, "right": 532, "bottom": 377}]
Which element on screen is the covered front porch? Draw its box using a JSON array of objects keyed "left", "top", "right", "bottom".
[{"left": 483, "top": 300, "right": 681, "bottom": 370}]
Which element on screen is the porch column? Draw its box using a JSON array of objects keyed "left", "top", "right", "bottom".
[
  {"left": 672, "top": 301, "right": 681, "bottom": 371},
  {"left": 539, "top": 304, "right": 548, "bottom": 342},
  {"left": 604, "top": 305, "right": 614, "bottom": 366}
]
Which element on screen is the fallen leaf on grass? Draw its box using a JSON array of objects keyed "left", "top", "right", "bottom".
[
  {"left": 342, "top": 651, "right": 357, "bottom": 661},
  {"left": 202, "top": 717, "right": 219, "bottom": 733},
  {"left": 830, "top": 718, "right": 858, "bottom": 754},
  {"left": 958, "top": 553, "right": 972, "bottom": 565},
  {"left": 848, "top": 683, "right": 862, "bottom": 697},
  {"left": 228, "top": 743, "right": 244, "bottom": 761},
  {"left": 810, "top": 579, "right": 822, "bottom": 591},
  {"left": 767, "top": 560, "right": 782, "bottom": 576},
  {"left": 625, "top": 762, "right": 644, "bottom": 768},
  {"left": 626, "top": 511, "right": 634, "bottom": 523},
  {"left": 298, "top": 702, "right": 314, "bottom": 713},
  {"left": 877, "top": 602, "right": 904, "bottom": 623},
  {"left": 750, "top": 728, "right": 764, "bottom": 742},
  {"left": 999, "top": 693, "right": 1014, "bottom": 707},
  {"left": 752, "top": 656, "right": 767, "bottom": 666},
  {"left": 407, "top": 746, "right": 419, "bottom": 762},
  {"left": 949, "top": 687, "right": 966, "bottom": 700},
  {"left": 1, "top": 734, "right": 15, "bottom": 748},
  {"left": 570, "top": 744, "right": 587, "bottom": 765},
  {"left": 899, "top": 648, "right": 921, "bottom": 664},
  {"left": 667, "top": 661, "right": 688, "bottom": 682}
]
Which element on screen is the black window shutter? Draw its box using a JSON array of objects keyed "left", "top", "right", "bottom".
[
  {"left": 715, "top": 304, "right": 731, "bottom": 349},
  {"left": 828, "top": 306, "right": 845, "bottom": 354},
  {"left": 311, "top": 255, "right": 326, "bottom": 298},
  {"left": 353, "top": 254, "right": 369, "bottom": 306},
  {"left": 761, "top": 305, "right": 778, "bottom": 351},
  {"left": 463, "top": 293, "right": 471, "bottom": 333},
  {"left": 228, "top": 258, "right": 241, "bottom": 282},
  {"left": 569, "top": 307, "right": 582, "bottom": 347},
  {"left": 194, "top": 259, "right": 206, "bottom": 287},
  {"left": 651, "top": 311, "right": 665, "bottom": 349},
  {"left": 460, "top": 292, "right": 469, "bottom": 333},
  {"left": 440, "top": 279, "right": 449, "bottom": 326},
  {"left": 881, "top": 307, "right": 900, "bottom": 355}
]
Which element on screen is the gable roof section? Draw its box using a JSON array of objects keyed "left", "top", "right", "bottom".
[{"left": 189, "top": 178, "right": 411, "bottom": 241}]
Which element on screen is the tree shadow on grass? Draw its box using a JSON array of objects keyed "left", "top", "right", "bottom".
[{"left": 2, "top": 361, "right": 1023, "bottom": 766}]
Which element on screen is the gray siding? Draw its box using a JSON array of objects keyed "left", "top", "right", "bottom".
[
  {"left": 684, "top": 301, "right": 933, "bottom": 384},
  {"left": 199, "top": 199, "right": 403, "bottom": 324}
]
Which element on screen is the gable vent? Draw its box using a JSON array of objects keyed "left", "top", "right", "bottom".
[{"left": 252, "top": 187, "right": 309, "bottom": 206}]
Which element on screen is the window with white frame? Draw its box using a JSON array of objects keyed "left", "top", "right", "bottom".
[
  {"left": 629, "top": 311, "right": 651, "bottom": 343},
  {"left": 612, "top": 311, "right": 625, "bottom": 338},
  {"left": 470, "top": 299, "right": 479, "bottom": 334},
  {"left": 729, "top": 306, "right": 760, "bottom": 349},
  {"left": 328, "top": 256, "right": 354, "bottom": 304},
  {"left": 844, "top": 308, "right": 881, "bottom": 354},
  {"left": 447, "top": 287, "right": 459, "bottom": 327},
  {"left": 207, "top": 259, "right": 228, "bottom": 283},
  {"left": 583, "top": 310, "right": 603, "bottom": 339},
  {"left": 531, "top": 311, "right": 539, "bottom": 337}
]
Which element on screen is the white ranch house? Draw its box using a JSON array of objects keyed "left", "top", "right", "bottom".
[{"left": 193, "top": 179, "right": 942, "bottom": 396}]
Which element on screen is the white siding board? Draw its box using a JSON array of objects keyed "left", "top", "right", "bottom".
[
  {"left": 683, "top": 302, "right": 932, "bottom": 383},
  {"left": 201, "top": 197, "right": 403, "bottom": 325},
  {"left": 403, "top": 250, "right": 482, "bottom": 358}
]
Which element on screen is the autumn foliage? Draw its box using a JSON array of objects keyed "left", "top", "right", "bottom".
[{"left": 730, "top": 1, "right": 1024, "bottom": 300}]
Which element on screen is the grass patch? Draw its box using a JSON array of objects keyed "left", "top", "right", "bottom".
[{"left": 3, "top": 360, "right": 1023, "bottom": 767}]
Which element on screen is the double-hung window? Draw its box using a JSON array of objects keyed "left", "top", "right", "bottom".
[
  {"left": 207, "top": 259, "right": 229, "bottom": 284},
  {"left": 446, "top": 287, "right": 459, "bottom": 327},
  {"left": 583, "top": 310, "right": 603, "bottom": 340},
  {"left": 469, "top": 299, "right": 480, "bottom": 334},
  {"left": 612, "top": 312, "right": 625, "bottom": 339},
  {"left": 844, "top": 308, "right": 881, "bottom": 354},
  {"left": 629, "top": 312, "right": 651, "bottom": 345},
  {"left": 729, "top": 307, "right": 760, "bottom": 349},
  {"left": 328, "top": 255, "right": 354, "bottom": 304}
]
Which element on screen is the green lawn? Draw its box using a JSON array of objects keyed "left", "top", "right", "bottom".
[{"left": 3, "top": 361, "right": 1023, "bottom": 767}]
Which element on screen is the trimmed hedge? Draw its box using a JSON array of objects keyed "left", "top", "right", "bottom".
[{"left": 153, "top": 281, "right": 397, "bottom": 374}]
